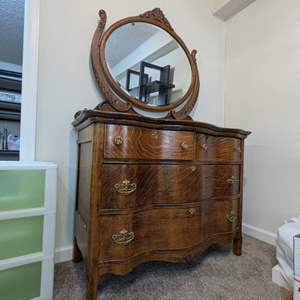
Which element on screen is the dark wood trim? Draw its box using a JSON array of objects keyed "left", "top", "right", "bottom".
[
  {"left": 0, "top": 69, "right": 22, "bottom": 79},
  {"left": 0, "top": 110, "right": 21, "bottom": 121},
  {"left": 0, "top": 101, "right": 21, "bottom": 112},
  {"left": 0, "top": 69, "right": 22, "bottom": 93},
  {"left": 0, "top": 150, "right": 19, "bottom": 156},
  {"left": 73, "top": 109, "right": 251, "bottom": 138}
]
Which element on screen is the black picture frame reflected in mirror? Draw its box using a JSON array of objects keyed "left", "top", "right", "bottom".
[{"left": 125, "top": 61, "right": 175, "bottom": 106}]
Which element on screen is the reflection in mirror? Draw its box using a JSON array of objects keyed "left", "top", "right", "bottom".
[{"left": 105, "top": 22, "right": 192, "bottom": 107}]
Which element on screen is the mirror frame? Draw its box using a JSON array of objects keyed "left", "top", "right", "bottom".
[{"left": 91, "top": 8, "right": 200, "bottom": 120}]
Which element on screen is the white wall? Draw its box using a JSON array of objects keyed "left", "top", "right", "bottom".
[
  {"left": 35, "top": 0, "right": 225, "bottom": 251},
  {"left": 225, "top": 0, "right": 300, "bottom": 241}
]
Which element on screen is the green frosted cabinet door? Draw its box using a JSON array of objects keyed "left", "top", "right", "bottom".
[
  {"left": 0, "top": 262, "right": 41, "bottom": 300},
  {"left": 0, "top": 216, "right": 43, "bottom": 260},
  {"left": 0, "top": 169, "right": 45, "bottom": 211}
]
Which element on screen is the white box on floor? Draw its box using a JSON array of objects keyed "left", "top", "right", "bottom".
[
  {"left": 294, "top": 234, "right": 300, "bottom": 277},
  {"left": 295, "top": 235, "right": 300, "bottom": 299},
  {"left": 294, "top": 276, "right": 300, "bottom": 300}
]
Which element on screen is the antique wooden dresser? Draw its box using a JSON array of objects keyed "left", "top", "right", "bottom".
[{"left": 73, "top": 8, "right": 251, "bottom": 300}]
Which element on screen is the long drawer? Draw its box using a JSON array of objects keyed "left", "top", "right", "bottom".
[
  {"left": 98, "top": 205, "right": 203, "bottom": 262},
  {"left": 100, "top": 164, "right": 241, "bottom": 209},
  {"left": 104, "top": 124, "right": 195, "bottom": 161},
  {"left": 98, "top": 198, "right": 238, "bottom": 263}
]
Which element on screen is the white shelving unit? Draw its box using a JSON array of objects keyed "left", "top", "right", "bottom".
[{"left": 0, "top": 162, "right": 57, "bottom": 300}]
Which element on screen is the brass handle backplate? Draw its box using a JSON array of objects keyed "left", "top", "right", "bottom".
[
  {"left": 187, "top": 208, "right": 196, "bottom": 216},
  {"left": 181, "top": 142, "right": 189, "bottom": 150},
  {"left": 114, "top": 136, "right": 123, "bottom": 146},
  {"left": 151, "top": 130, "right": 158, "bottom": 138},
  {"left": 226, "top": 211, "right": 237, "bottom": 223},
  {"left": 114, "top": 180, "right": 136, "bottom": 195},
  {"left": 201, "top": 143, "right": 208, "bottom": 151},
  {"left": 112, "top": 229, "right": 135, "bottom": 245},
  {"left": 226, "top": 176, "right": 240, "bottom": 185}
]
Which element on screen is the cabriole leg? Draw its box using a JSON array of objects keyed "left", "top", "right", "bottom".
[{"left": 86, "top": 272, "right": 98, "bottom": 300}]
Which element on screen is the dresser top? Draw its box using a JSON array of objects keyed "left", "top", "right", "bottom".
[{"left": 73, "top": 109, "right": 251, "bottom": 139}]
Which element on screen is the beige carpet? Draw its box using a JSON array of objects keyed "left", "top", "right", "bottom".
[{"left": 54, "top": 235, "right": 292, "bottom": 300}]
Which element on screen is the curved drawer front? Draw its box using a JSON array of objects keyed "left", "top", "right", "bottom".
[
  {"left": 98, "top": 206, "right": 203, "bottom": 262},
  {"left": 206, "top": 198, "right": 239, "bottom": 238},
  {"left": 198, "top": 135, "right": 241, "bottom": 162},
  {"left": 101, "top": 164, "right": 202, "bottom": 209},
  {"left": 104, "top": 124, "right": 195, "bottom": 160},
  {"left": 205, "top": 165, "right": 241, "bottom": 198},
  {"left": 101, "top": 164, "right": 240, "bottom": 209}
]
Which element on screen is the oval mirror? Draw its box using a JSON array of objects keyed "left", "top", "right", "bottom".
[{"left": 105, "top": 22, "right": 192, "bottom": 108}]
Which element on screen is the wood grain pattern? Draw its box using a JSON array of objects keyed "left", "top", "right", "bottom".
[
  {"left": 206, "top": 198, "right": 239, "bottom": 238},
  {"left": 97, "top": 233, "right": 233, "bottom": 277},
  {"left": 73, "top": 9, "right": 251, "bottom": 300},
  {"left": 100, "top": 164, "right": 240, "bottom": 209},
  {"left": 76, "top": 142, "right": 92, "bottom": 223},
  {"left": 75, "top": 212, "right": 88, "bottom": 259},
  {"left": 197, "top": 135, "right": 241, "bottom": 162},
  {"left": 98, "top": 205, "right": 203, "bottom": 262},
  {"left": 73, "top": 117, "right": 248, "bottom": 300},
  {"left": 104, "top": 124, "right": 195, "bottom": 160}
]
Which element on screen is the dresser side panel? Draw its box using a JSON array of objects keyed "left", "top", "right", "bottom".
[{"left": 75, "top": 125, "right": 94, "bottom": 259}]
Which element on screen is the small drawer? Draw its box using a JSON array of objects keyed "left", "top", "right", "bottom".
[
  {"left": 104, "top": 124, "right": 195, "bottom": 161},
  {"left": 197, "top": 135, "right": 242, "bottom": 161},
  {"left": 0, "top": 169, "right": 45, "bottom": 212},
  {"left": 0, "top": 216, "right": 43, "bottom": 261},
  {"left": 204, "top": 165, "right": 241, "bottom": 198},
  {"left": 0, "top": 262, "right": 41, "bottom": 300},
  {"left": 206, "top": 198, "right": 239, "bottom": 237},
  {"left": 98, "top": 205, "right": 203, "bottom": 262}
]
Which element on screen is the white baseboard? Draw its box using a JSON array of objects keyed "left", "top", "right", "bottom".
[
  {"left": 242, "top": 222, "right": 277, "bottom": 246},
  {"left": 55, "top": 245, "right": 73, "bottom": 264},
  {"left": 272, "top": 264, "right": 292, "bottom": 291}
]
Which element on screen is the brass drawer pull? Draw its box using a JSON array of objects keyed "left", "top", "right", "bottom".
[
  {"left": 112, "top": 229, "right": 135, "bottom": 245},
  {"left": 187, "top": 208, "right": 196, "bottom": 216},
  {"left": 114, "top": 180, "right": 137, "bottom": 195},
  {"left": 226, "top": 176, "right": 240, "bottom": 185},
  {"left": 114, "top": 136, "right": 123, "bottom": 146},
  {"left": 151, "top": 130, "right": 158, "bottom": 137},
  {"left": 181, "top": 142, "right": 189, "bottom": 150},
  {"left": 201, "top": 143, "right": 208, "bottom": 151},
  {"left": 226, "top": 211, "right": 237, "bottom": 223},
  {"left": 235, "top": 145, "right": 241, "bottom": 152}
]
